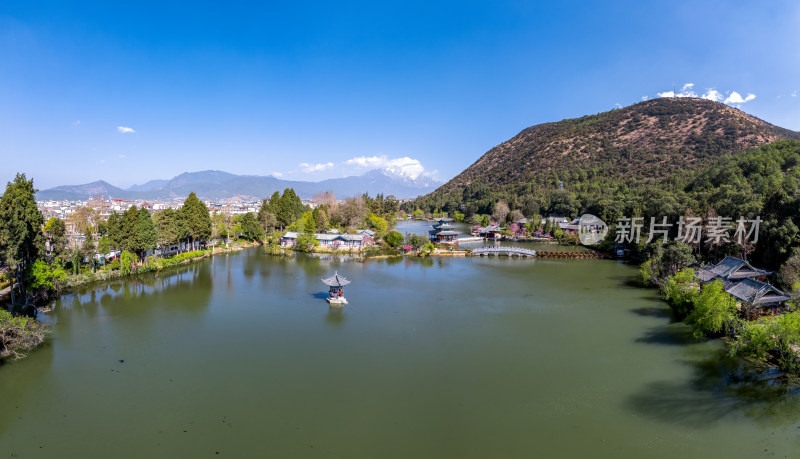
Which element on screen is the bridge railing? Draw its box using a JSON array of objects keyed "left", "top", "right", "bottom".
[{"left": 471, "top": 247, "right": 537, "bottom": 256}]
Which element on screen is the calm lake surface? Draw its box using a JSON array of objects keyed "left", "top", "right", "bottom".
[{"left": 2, "top": 232, "right": 800, "bottom": 457}]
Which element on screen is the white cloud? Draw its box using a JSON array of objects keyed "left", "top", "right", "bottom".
[
  {"left": 614, "top": 103, "right": 622, "bottom": 109},
  {"left": 117, "top": 126, "right": 136, "bottom": 134},
  {"left": 658, "top": 90, "right": 698, "bottom": 98},
  {"left": 99, "top": 159, "right": 105, "bottom": 164},
  {"left": 701, "top": 89, "right": 723, "bottom": 102},
  {"left": 641, "top": 95, "right": 650, "bottom": 101},
  {"left": 657, "top": 83, "right": 698, "bottom": 99},
  {"left": 345, "top": 155, "right": 427, "bottom": 179},
  {"left": 270, "top": 171, "right": 283, "bottom": 177},
  {"left": 299, "top": 162, "right": 334, "bottom": 173},
  {"left": 118, "top": 154, "right": 126, "bottom": 159},
  {"left": 724, "top": 91, "right": 756, "bottom": 104},
  {"left": 654, "top": 84, "right": 756, "bottom": 105},
  {"left": 73, "top": 120, "right": 81, "bottom": 125},
  {"left": 344, "top": 155, "right": 388, "bottom": 168},
  {"left": 792, "top": 91, "right": 798, "bottom": 98}
]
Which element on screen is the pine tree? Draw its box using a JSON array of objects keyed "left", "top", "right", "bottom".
[
  {"left": 181, "top": 192, "right": 212, "bottom": 250},
  {"left": 258, "top": 198, "right": 277, "bottom": 236},
  {"left": 133, "top": 207, "right": 157, "bottom": 260},
  {"left": 0, "top": 173, "right": 45, "bottom": 307}
]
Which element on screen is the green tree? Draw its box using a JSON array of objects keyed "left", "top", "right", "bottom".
[
  {"left": 181, "top": 192, "right": 212, "bottom": 250},
  {"left": 258, "top": 198, "right": 278, "bottom": 237},
  {"left": 639, "top": 257, "right": 658, "bottom": 287},
  {"left": 367, "top": 213, "right": 388, "bottom": 238},
  {"left": 116, "top": 206, "right": 141, "bottom": 252},
  {"left": 44, "top": 217, "right": 68, "bottom": 259},
  {"left": 106, "top": 211, "right": 123, "bottom": 250},
  {"left": 277, "top": 188, "right": 304, "bottom": 229},
  {"left": 729, "top": 312, "right": 800, "bottom": 375},
  {"left": 69, "top": 246, "right": 81, "bottom": 275},
  {"left": 119, "top": 250, "right": 136, "bottom": 275},
  {"left": 660, "top": 241, "right": 696, "bottom": 277},
  {"left": 312, "top": 206, "right": 329, "bottom": 233},
  {"left": 0, "top": 173, "right": 45, "bottom": 308},
  {"left": 26, "top": 260, "right": 67, "bottom": 294},
  {"left": 237, "top": 212, "right": 265, "bottom": 241},
  {"left": 295, "top": 211, "right": 318, "bottom": 252},
  {"left": 81, "top": 228, "right": 96, "bottom": 272},
  {"left": 385, "top": 230, "right": 404, "bottom": 248},
  {"left": 686, "top": 280, "right": 737, "bottom": 338},
  {"left": 661, "top": 268, "right": 699, "bottom": 319},
  {"left": 211, "top": 211, "right": 231, "bottom": 247},
  {"left": 97, "top": 235, "right": 110, "bottom": 266},
  {"left": 153, "top": 208, "right": 186, "bottom": 253},
  {"left": 132, "top": 208, "right": 157, "bottom": 261}
]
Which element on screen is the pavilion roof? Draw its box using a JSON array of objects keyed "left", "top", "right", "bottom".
[
  {"left": 702, "top": 256, "right": 771, "bottom": 281},
  {"left": 322, "top": 271, "right": 351, "bottom": 287},
  {"left": 724, "top": 278, "right": 792, "bottom": 306}
]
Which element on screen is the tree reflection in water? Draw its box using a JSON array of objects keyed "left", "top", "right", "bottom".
[{"left": 626, "top": 347, "right": 800, "bottom": 428}]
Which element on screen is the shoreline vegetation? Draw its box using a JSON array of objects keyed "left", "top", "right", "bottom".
[
  {"left": 4, "top": 157, "right": 800, "bottom": 387},
  {"left": 639, "top": 246, "right": 800, "bottom": 381}
]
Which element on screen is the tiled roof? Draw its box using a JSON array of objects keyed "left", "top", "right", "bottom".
[
  {"left": 282, "top": 231, "right": 364, "bottom": 242},
  {"left": 704, "top": 256, "right": 770, "bottom": 280},
  {"left": 322, "top": 271, "right": 351, "bottom": 287},
  {"left": 724, "top": 278, "right": 792, "bottom": 306}
]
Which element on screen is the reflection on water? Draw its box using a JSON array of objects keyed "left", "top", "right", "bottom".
[
  {"left": 627, "top": 348, "right": 800, "bottom": 429},
  {"left": 2, "top": 248, "right": 800, "bottom": 457},
  {"left": 325, "top": 307, "right": 346, "bottom": 327}
]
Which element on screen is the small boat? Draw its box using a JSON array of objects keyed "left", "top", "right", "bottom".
[{"left": 322, "top": 271, "right": 350, "bottom": 305}]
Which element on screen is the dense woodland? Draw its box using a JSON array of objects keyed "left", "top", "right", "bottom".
[{"left": 408, "top": 140, "right": 800, "bottom": 271}]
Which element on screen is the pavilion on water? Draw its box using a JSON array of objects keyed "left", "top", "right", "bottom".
[
  {"left": 322, "top": 271, "right": 350, "bottom": 304},
  {"left": 429, "top": 217, "right": 459, "bottom": 244}
]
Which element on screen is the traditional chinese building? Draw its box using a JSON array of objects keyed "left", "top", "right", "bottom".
[
  {"left": 696, "top": 256, "right": 793, "bottom": 317},
  {"left": 429, "top": 218, "right": 459, "bottom": 244},
  {"left": 475, "top": 224, "right": 503, "bottom": 240},
  {"left": 724, "top": 278, "right": 793, "bottom": 318},
  {"left": 696, "top": 256, "right": 770, "bottom": 283},
  {"left": 322, "top": 271, "right": 350, "bottom": 305},
  {"left": 281, "top": 231, "right": 370, "bottom": 249}
]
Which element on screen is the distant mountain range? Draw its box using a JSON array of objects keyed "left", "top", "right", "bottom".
[{"left": 37, "top": 168, "right": 442, "bottom": 201}]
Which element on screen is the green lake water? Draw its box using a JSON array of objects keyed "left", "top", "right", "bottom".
[{"left": 2, "top": 246, "right": 800, "bottom": 457}]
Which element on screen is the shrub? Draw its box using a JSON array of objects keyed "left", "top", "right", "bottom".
[
  {"left": 686, "top": 280, "right": 737, "bottom": 338},
  {"left": 639, "top": 258, "right": 658, "bottom": 287},
  {"left": 0, "top": 310, "right": 49, "bottom": 361},
  {"left": 660, "top": 268, "right": 699, "bottom": 319},
  {"left": 385, "top": 230, "right": 404, "bottom": 248},
  {"left": 120, "top": 251, "right": 136, "bottom": 275}
]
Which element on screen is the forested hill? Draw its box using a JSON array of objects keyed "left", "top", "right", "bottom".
[{"left": 435, "top": 97, "right": 800, "bottom": 195}]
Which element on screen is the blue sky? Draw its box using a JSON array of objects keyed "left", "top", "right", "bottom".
[{"left": 2, "top": 1, "right": 799, "bottom": 190}]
